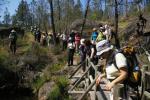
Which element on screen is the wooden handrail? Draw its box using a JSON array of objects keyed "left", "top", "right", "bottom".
[
  {"left": 69, "top": 61, "right": 85, "bottom": 79},
  {"left": 70, "top": 65, "right": 91, "bottom": 91},
  {"left": 79, "top": 76, "right": 97, "bottom": 100}
]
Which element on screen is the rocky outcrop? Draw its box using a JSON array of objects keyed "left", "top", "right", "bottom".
[
  {"left": 38, "top": 81, "right": 55, "bottom": 100},
  {"left": 70, "top": 19, "right": 102, "bottom": 31}
]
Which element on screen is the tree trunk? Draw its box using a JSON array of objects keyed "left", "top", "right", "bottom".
[
  {"left": 125, "top": 0, "right": 128, "bottom": 18},
  {"left": 48, "top": 0, "right": 56, "bottom": 45},
  {"left": 57, "top": 0, "right": 61, "bottom": 33},
  {"left": 81, "top": 0, "right": 91, "bottom": 36},
  {"left": 114, "top": 0, "right": 120, "bottom": 49}
]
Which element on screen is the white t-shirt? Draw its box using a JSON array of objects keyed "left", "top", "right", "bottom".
[{"left": 106, "top": 53, "right": 127, "bottom": 79}]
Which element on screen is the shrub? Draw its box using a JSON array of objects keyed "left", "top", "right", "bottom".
[
  {"left": 48, "top": 76, "right": 69, "bottom": 100},
  {"left": 51, "top": 45, "right": 61, "bottom": 55},
  {"left": 0, "top": 47, "right": 9, "bottom": 67}
]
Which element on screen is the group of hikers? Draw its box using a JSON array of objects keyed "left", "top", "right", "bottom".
[
  {"left": 7, "top": 14, "right": 148, "bottom": 100},
  {"left": 66, "top": 24, "right": 144, "bottom": 99}
]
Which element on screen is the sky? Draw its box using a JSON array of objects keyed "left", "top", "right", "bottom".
[
  {"left": 0, "top": 0, "right": 86, "bottom": 21},
  {"left": 0, "top": 0, "right": 32, "bottom": 21}
]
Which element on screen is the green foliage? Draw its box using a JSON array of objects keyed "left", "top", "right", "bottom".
[
  {"left": 48, "top": 76, "right": 69, "bottom": 100},
  {"left": 48, "top": 63, "right": 63, "bottom": 72},
  {"left": 24, "top": 42, "right": 51, "bottom": 71},
  {"left": 32, "top": 75, "right": 47, "bottom": 93},
  {"left": 51, "top": 45, "right": 61, "bottom": 55},
  {"left": 0, "top": 47, "right": 9, "bottom": 67},
  {"left": 48, "top": 85, "right": 61, "bottom": 100},
  {"left": 13, "top": 0, "right": 31, "bottom": 27}
]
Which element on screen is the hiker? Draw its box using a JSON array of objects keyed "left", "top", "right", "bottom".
[
  {"left": 79, "top": 39, "right": 86, "bottom": 72},
  {"left": 96, "top": 26, "right": 106, "bottom": 43},
  {"left": 56, "top": 33, "right": 60, "bottom": 44},
  {"left": 96, "top": 40, "right": 128, "bottom": 100},
  {"left": 138, "top": 14, "right": 147, "bottom": 31},
  {"left": 88, "top": 41, "right": 98, "bottom": 78},
  {"left": 35, "top": 29, "right": 41, "bottom": 43},
  {"left": 33, "top": 26, "right": 37, "bottom": 41},
  {"left": 60, "top": 32, "right": 67, "bottom": 51},
  {"left": 136, "top": 14, "right": 147, "bottom": 36},
  {"left": 103, "top": 24, "right": 112, "bottom": 42},
  {"left": 69, "top": 30, "right": 75, "bottom": 42},
  {"left": 75, "top": 32, "right": 81, "bottom": 53},
  {"left": 67, "top": 37, "right": 75, "bottom": 66},
  {"left": 41, "top": 33, "right": 47, "bottom": 46},
  {"left": 9, "top": 29, "right": 17, "bottom": 54},
  {"left": 91, "top": 28, "right": 98, "bottom": 43},
  {"left": 90, "top": 41, "right": 98, "bottom": 65}
]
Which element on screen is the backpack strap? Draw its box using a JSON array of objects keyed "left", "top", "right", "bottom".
[{"left": 107, "top": 50, "right": 122, "bottom": 71}]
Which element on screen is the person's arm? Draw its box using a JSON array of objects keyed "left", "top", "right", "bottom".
[
  {"left": 90, "top": 48, "right": 94, "bottom": 59},
  {"left": 96, "top": 73, "right": 106, "bottom": 85},
  {"left": 105, "top": 67, "right": 127, "bottom": 90}
]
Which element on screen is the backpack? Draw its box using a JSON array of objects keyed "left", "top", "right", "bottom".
[
  {"left": 112, "top": 46, "right": 141, "bottom": 88},
  {"left": 96, "top": 31, "right": 105, "bottom": 42},
  {"left": 9, "top": 32, "right": 17, "bottom": 41}
]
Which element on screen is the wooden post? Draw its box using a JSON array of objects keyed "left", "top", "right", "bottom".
[
  {"left": 94, "top": 64, "right": 97, "bottom": 100},
  {"left": 141, "top": 65, "right": 148, "bottom": 100}
]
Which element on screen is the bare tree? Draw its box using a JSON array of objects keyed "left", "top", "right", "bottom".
[
  {"left": 48, "top": 0, "right": 56, "bottom": 45},
  {"left": 81, "top": 0, "right": 91, "bottom": 36},
  {"left": 114, "top": 0, "right": 120, "bottom": 49}
]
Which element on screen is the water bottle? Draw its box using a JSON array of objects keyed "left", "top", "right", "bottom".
[{"left": 134, "top": 66, "right": 139, "bottom": 71}]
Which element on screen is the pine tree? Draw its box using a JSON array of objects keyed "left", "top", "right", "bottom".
[{"left": 3, "top": 7, "right": 11, "bottom": 26}]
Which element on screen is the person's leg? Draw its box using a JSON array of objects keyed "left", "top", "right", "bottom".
[
  {"left": 70, "top": 49, "right": 74, "bottom": 65},
  {"left": 68, "top": 50, "right": 71, "bottom": 66},
  {"left": 62, "top": 41, "right": 65, "bottom": 51},
  {"left": 14, "top": 43, "right": 16, "bottom": 54}
]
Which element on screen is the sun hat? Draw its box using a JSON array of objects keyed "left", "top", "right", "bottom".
[
  {"left": 96, "top": 40, "right": 113, "bottom": 56},
  {"left": 93, "top": 28, "right": 97, "bottom": 31},
  {"left": 80, "top": 38, "right": 85, "bottom": 45},
  {"left": 11, "top": 29, "right": 16, "bottom": 32}
]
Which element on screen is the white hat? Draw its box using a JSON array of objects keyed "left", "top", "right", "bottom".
[
  {"left": 80, "top": 39, "right": 85, "bottom": 45},
  {"left": 11, "top": 29, "right": 15, "bottom": 32},
  {"left": 93, "top": 28, "right": 97, "bottom": 31},
  {"left": 96, "top": 40, "right": 113, "bottom": 56}
]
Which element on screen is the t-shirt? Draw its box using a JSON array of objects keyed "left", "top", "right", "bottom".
[
  {"left": 68, "top": 42, "right": 75, "bottom": 49},
  {"left": 106, "top": 53, "right": 127, "bottom": 79},
  {"left": 75, "top": 34, "right": 81, "bottom": 44},
  {"left": 91, "top": 31, "right": 98, "bottom": 41},
  {"left": 60, "top": 34, "right": 67, "bottom": 41},
  {"left": 9, "top": 32, "right": 17, "bottom": 41}
]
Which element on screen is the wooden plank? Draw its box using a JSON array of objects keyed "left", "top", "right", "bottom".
[
  {"left": 70, "top": 66, "right": 91, "bottom": 91},
  {"left": 144, "top": 91, "right": 150, "bottom": 99},
  {"left": 69, "top": 62, "right": 83, "bottom": 79},
  {"left": 79, "top": 78, "right": 97, "bottom": 100},
  {"left": 145, "top": 71, "right": 150, "bottom": 76},
  {"left": 89, "top": 75, "right": 94, "bottom": 83},
  {"left": 89, "top": 91, "right": 96, "bottom": 100},
  {"left": 68, "top": 91, "right": 86, "bottom": 94},
  {"left": 72, "top": 75, "right": 82, "bottom": 78}
]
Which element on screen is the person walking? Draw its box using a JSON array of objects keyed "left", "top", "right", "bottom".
[
  {"left": 67, "top": 37, "right": 75, "bottom": 66},
  {"left": 75, "top": 32, "right": 81, "bottom": 53},
  {"left": 79, "top": 39, "right": 86, "bottom": 72},
  {"left": 60, "top": 32, "right": 67, "bottom": 51},
  {"left": 9, "top": 29, "right": 17, "bottom": 55},
  {"left": 91, "top": 28, "right": 98, "bottom": 43}
]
